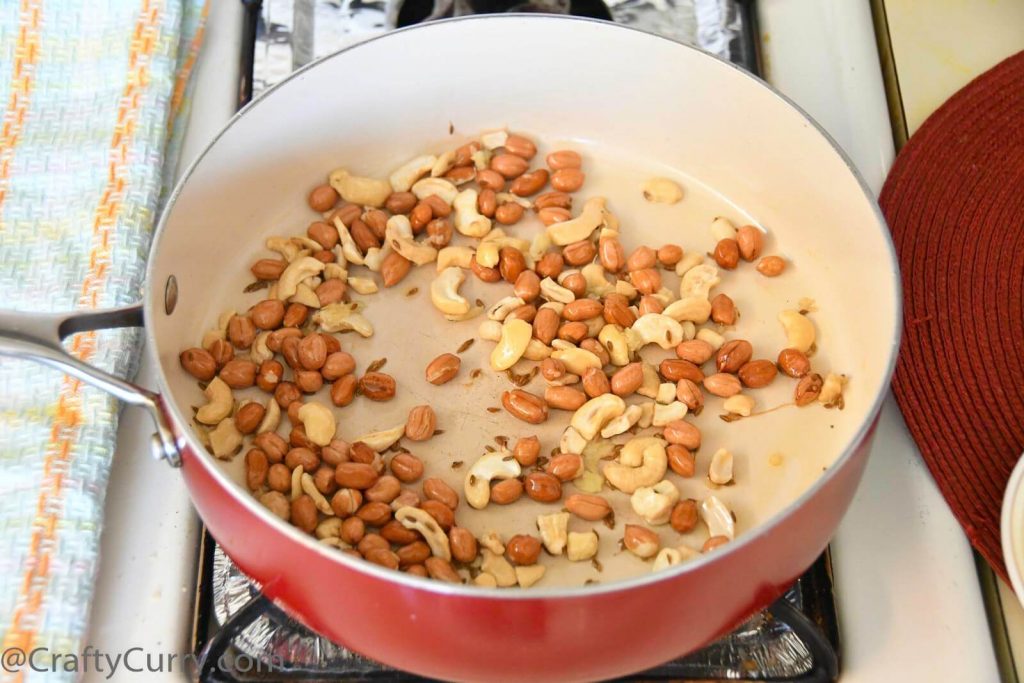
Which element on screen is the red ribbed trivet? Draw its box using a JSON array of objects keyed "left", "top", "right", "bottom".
[{"left": 880, "top": 51, "right": 1024, "bottom": 582}]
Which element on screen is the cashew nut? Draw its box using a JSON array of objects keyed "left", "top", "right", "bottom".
[
  {"left": 701, "top": 495, "right": 735, "bottom": 540},
  {"left": 663, "top": 296, "right": 712, "bottom": 324},
  {"left": 674, "top": 251, "right": 704, "bottom": 277},
  {"left": 599, "top": 324, "right": 630, "bottom": 366},
  {"left": 537, "top": 512, "right": 570, "bottom": 555},
  {"left": 436, "top": 246, "right": 475, "bottom": 271},
  {"left": 471, "top": 148, "right": 491, "bottom": 170},
  {"left": 551, "top": 341, "right": 602, "bottom": 376},
  {"left": 547, "top": 196, "right": 606, "bottom": 246},
  {"left": 571, "top": 394, "right": 626, "bottom": 441},
  {"left": 412, "top": 177, "right": 459, "bottom": 205},
  {"left": 478, "top": 319, "right": 502, "bottom": 341},
  {"left": 196, "top": 377, "right": 233, "bottom": 425},
  {"left": 515, "top": 564, "right": 546, "bottom": 588},
  {"left": 316, "top": 517, "right": 343, "bottom": 540},
  {"left": 328, "top": 168, "right": 391, "bottom": 207},
  {"left": 566, "top": 530, "right": 599, "bottom": 562},
  {"left": 298, "top": 402, "right": 336, "bottom": 446},
  {"left": 277, "top": 256, "right": 325, "bottom": 300},
  {"left": 679, "top": 264, "right": 720, "bottom": 299},
  {"left": 723, "top": 394, "right": 755, "bottom": 417},
  {"left": 655, "top": 383, "right": 676, "bottom": 405},
  {"left": 291, "top": 282, "right": 321, "bottom": 308},
  {"left": 557, "top": 428, "right": 585, "bottom": 457},
  {"left": 291, "top": 464, "right": 304, "bottom": 501},
  {"left": 539, "top": 301, "right": 565, "bottom": 315},
  {"left": 540, "top": 277, "right": 575, "bottom": 304},
  {"left": 709, "top": 216, "right": 737, "bottom": 242},
  {"left": 475, "top": 572, "right": 498, "bottom": 588},
  {"left": 642, "top": 177, "right": 684, "bottom": 204},
  {"left": 491, "top": 318, "right": 532, "bottom": 371},
  {"left": 209, "top": 417, "right": 242, "bottom": 459},
  {"left": 614, "top": 279, "right": 638, "bottom": 300},
  {"left": 453, "top": 188, "right": 492, "bottom": 237},
  {"left": 256, "top": 397, "right": 280, "bottom": 434},
  {"left": 487, "top": 296, "right": 526, "bottom": 321},
  {"left": 389, "top": 154, "right": 437, "bottom": 192},
  {"left": 652, "top": 287, "right": 678, "bottom": 307},
  {"left": 638, "top": 401, "right": 655, "bottom": 428},
  {"left": 431, "top": 149, "right": 456, "bottom": 177},
  {"left": 314, "top": 303, "right": 374, "bottom": 337},
  {"left": 778, "top": 309, "right": 816, "bottom": 353},
  {"left": 480, "top": 531, "right": 505, "bottom": 555},
  {"left": 709, "top": 448, "right": 734, "bottom": 485},
  {"left": 629, "top": 313, "right": 684, "bottom": 351},
  {"left": 396, "top": 506, "right": 451, "bottom": 561},
  {"left": 480, "top": 129, "right": 508, "bottom": 149},
  {"left": 348, "top": 276, "right": 378, "bottom": 295},
  {"left": 495, "top": 192, "right": 532, "bottom": 209},
  {"left": 523, "top": 340, "right": 552, "bottom": 361},
  {"left": 266, "top": 236, "right": 305, "bottom": 263},
  {"left": 631, "top": 480, "right": 680, "bottom": 525},
  {"left": 301, "top": 472, "right": 334, "bottom": 515},
  {"left": 652, "top": 401, "right": 687, "bottom": 427},
  {"left": 477, "top": 229, "right": 529, "bottom": 267},
  {"left": 250, "top": 331, "right": 273, "bottom": 365},
  {"left": 581, "top": 263, "right": 613, "bottom": 297},
  {"left": 481, "top": 550, "right": 517, "bottom": 587},
  {"left": 603, "top": 436, "right": 667, "bottom": 493},
  {"left": 325, "top": 259, "right": 348, "bottom": 281},
  {"left": 600, "top": 404, "right": 643, "bottom": 438},
  {"left": 652, "top": 547, "right": 683, "bottom": 572},
  {"left": 636, "top": 363, "right": 661, "bottom": 399},
  {"left": 818, "top": 373, "right": 847, "bottom": 405},
  {"left": 431, "top": 267, "right": 471, "bottom": 317},
  {"left": 363, "top": 243, "right": 391, "bottom": 272},
  {"left": 333, "top": 218, "right": 365, "bottom": 265},
  {"left": 465, "top": 449, "right": 521, "bottom": 509},
  {"left": 354, "top": 423, "right": 405, "bottom": 452},
  {"left": 386, "top": 215, "right": 437, "bottom": 265},
  {"left": 529, "top": 231, "right": 552, "bottom": 262},
  {"left": 696, "top": 327, "right": 725, "bottom": 350}
]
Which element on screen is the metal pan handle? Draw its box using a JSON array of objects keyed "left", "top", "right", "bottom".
[{"left": 0, "top": 304, "right": 182, "bottom": 467}]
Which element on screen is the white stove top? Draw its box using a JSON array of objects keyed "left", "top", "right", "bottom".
[{"left": 85, "top": 2, "right": 1001, "bottom": 680}]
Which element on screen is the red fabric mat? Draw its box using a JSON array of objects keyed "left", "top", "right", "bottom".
[{"left": 880, "top": 51, "right": 1024, "bottom": 582}]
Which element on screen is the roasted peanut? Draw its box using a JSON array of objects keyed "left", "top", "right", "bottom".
[
  {"left": 359, "top": 372, "right": 396, "bottom": 401},
  {"left": 736, "top": 225, "right": 763, "bottom": 261},
  {"left": 670, "top": 499, "right": 699, "bottom": 533},
  {"left": 502, "top": 389, "right": 548, "bottom": 424},
  {"left": 598, "top": 234, "right": 625, "bottom": 272},
  {"left": 476, "top": 168, "right": 505, "bottom": 192},
  {"left": 563, "top": 240, "right": 597, "bottom": 266},
  {"left": 514, "top": 270, "right": 541, "bottom": 302},
  {"left": 535, "top": 251, "right": 565, "bottom": 279},
  {"left": 710, "top": 293, "right": 736, "bottom": 325},
  {"left": 267, "top": 463, "right": 291, "bottom": 492},
  {"left": 667, "top": 445, "right": 696, "bottom": 477},
  {"left": 630, "top": 268, "right": 661, "bottom": 295},
  {"left": 510, "top": 169, "right": 548, "bottom": 196},
  {"left": 582, "top": 367, "right": 611, "bottom": 398},
  {"left": 228, "top": 315, "right": 256, "bottom": 349},
  {"left": 495, "top": 202, "right": 525, "bottom": 225},
  {"left": 471, "top": 257, "right": 502, "bottom": 283},
  {"left": 425, "top": 217, "right": 453, "bottom": 248},
  {"left": 657, "top": 244, "right": 683, "bottom": 267},
  {"left": 386, "top": 191, "right": 417, "bottom": 214},
  {"left": 757, "top": 255, "right": 786, "bottom": 277},
  {"left": 623, "top": 525, "right": 660, "bottom": 559},
  {"left": 254, "top": 432, "right": 288, "bottom": 463},
  {"left": 504, "top": 133, "right": 537, "bottom": 160},
  {"left": 219, "top": 359, "right": 256, "bottom": 389},
  {"left": 295, "top": 369, "right": 324, "bottom": 394},
  {"left": 283, "top": 303, "right": 309, "bottom": 328},
  {"left": 778, "top": 348, "right": 811, "bottom": 378},
  {"left": 795, "top": 373, "right": 823, "bottom": 406},
  {"left": 513, "top": 435, "right": 541, "bottom": 467},
  {"left": 703, "top": 373, "right": 743, "bottom": 397},
  {"left": 381, "top": 251, "right": 413, "bottom": 287},
  {"left": 425, "top": 557, "right": 461, "bottom": 583},
  {"left": 477, "top": 188, "right": 497, "bottom": 218},
  {"left": 449, "top": 527, "right": 478, "bottom": 564},
  {"left": 491, "top": 478, "right": 525, "bottom": 505},
  {"left": 235, "top": 402, "right": 266, "bottom": 435},
  {"left": 663, "top": 420, "right": 701, "bottom": 450},
  {"left": 524, "top": 472, "right": 562, "bottom": 502},
  {"left": 565, "top": 493, "right": 611, "bottom": 521},
  {"left": 322, "top": 351, "right": 356, "bottom": 381},
  {"left": 405, "top": 405, "right": 437, "bottom": 441},
  {"left": 423, "top": 478, "right": 459, "bottom": 510},
  {"left": 538, "top": 207, "right": 572, "bottom": 226},
  {"left": 505, "top": 535, "right": 542, "bottom": 566},
  {"left": 251, "top": 258, "right": 286, "bottom": 280},
  {"left": 603, "top": 293, "right": 636, "bottom": 327},
  {"left": 551, "top": 168, "right": 585, "bottom": 192},
  {"left": 245, "top": 449, "right": 269, "bottom": 490},
  {"left": 610, "top": 362, "right": 643, "bottom": 396},
  {"left": 390, "top": 452, "right": 425, "bottom": 483},
  {"left": 298, "top": 334, "right": 328, "bottom": 370},
  {"left": 713, "top": 238, "right": 740, "bottom": 270},
  {"left": 357, "top": 501, "right": 393, "bottom": 527},
  {"left": 425, "top": 353, "right": 460, "bottom": 385},
  {"left": 330, "top": 374, "right": 357, "bottom": 406},
  {"left": 180, "top": 348, "right": 216, "bottom": 381},
  {"left": 675, "top": 339, "right": 714, "bottom": 365},
  {"left": 715, "top": 339, "right": 753, "bottom": 373},
  {"left": 308, "top": 184, "right": 339, "bottom": 212},
  {"left": 545, "top": 385, "right": 587, "bottom": 411},
  {"left": 491, "top": 153, "right": 529, "bottom": 179},
  {"left": 331, "top": 488, "right": 363, "bottom": 516},
  {"left": 207, "top": 338, "right": 234, "bottom": 367},
  {"left": 499, "top": 247, "right": 526, "bottom": 283},
  {"left": 334, "top": 462, "right": 379, "bottom": 489},
  {"left": 659, "top": 359, "right": 704, "bottom": 384},
  {"left": 291, "top": 495, "right": 318, "bottom": 533},
  {"left": 532, "top": 308, "right": 560, "bottom": 345},
  {"left": 546, "top": 453, "right": 584, "bottom": 481},
  {"left": 546, "top": 150, "right": 582, "bottom": 171},
  {"left": 738, "top": 359, "right": 778, "bottom": 388},
  {"left": 675, "top": 379, "right": 704, "bottom": 412}
]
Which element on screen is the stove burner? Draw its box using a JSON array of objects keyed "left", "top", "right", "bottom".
[{"left": 395, "top": 0, "right": 613, "bottom": 28}]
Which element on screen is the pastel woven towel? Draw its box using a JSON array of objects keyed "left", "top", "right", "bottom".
[{"left": 0, "top": 1, "right": 208, "bottom": 680}]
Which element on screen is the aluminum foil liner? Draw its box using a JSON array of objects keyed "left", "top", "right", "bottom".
[{"left": 211, "top": 546, "right": 816, "bottom": 679}]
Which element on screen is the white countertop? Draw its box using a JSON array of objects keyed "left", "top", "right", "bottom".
[{"left": 87, "top": 2, "right": 1001, "bottom": 681}]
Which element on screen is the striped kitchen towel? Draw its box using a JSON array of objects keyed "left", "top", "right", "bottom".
[{"left": 0, "top": 1, "right": 208, "bottom": 680}]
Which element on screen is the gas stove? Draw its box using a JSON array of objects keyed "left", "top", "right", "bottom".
[{"left": 186, "top": 3, "right": 838, "bottom": 681}]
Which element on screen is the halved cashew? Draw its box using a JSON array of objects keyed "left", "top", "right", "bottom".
[
  {"left": 386, "top": 215, "right": 437, "bottom": 265},
  {"left": 437, "top": 246, "right": 475, "bottom": 271},
  {"left": 325, "top": 259, "right": 348, "bottom": 281},
  {"left": 316, "top": 517, "right": 344, "bottom": 540},
  {"left": 431, "top": 150, "right": 456, "bottom": 177},
  {"left": 196, "top": 377, "right": 233, "bottom": 425},
  {"left": 481, "top": 129, "right": 508, "bottom": 149},
  {"left": 631, "top": 480, "right": 680, "bottom": 525},
  {"left": 471, "top": 148, "right": 492, "bottom": 170},
  {"left": 291, "top": 282, "right": 321, "bottom": 308},
  {"left": 656, "top": 383, "right": 676, "bottom": 405},
  {"left": 209, "top": 418, "right": 242, "bottom": 459},
  {"left": 266, "top": 236, "right": 305, "bottom": 263},
  {"left": 465, "top": 449, "right": 522, "bottom": 509},
  {"left": 723, "top": 394, "right": 755, "bottom": 417},
  {"left": 696, "top": 327, "right": 725, "bottom": 350},
  {"left": 298, "top": 402, "right": 336, "bottom": 446},
  {"left": 679, "top": 264, "right": 720, "bottom": 299},
  {"left": 354, "top": 423, "right": 405, "bottom": 452},
  {"left": 481, "top": 550, "right": 517, "bottom": 587},
  {"left": 292, "top": 235, "right": 323, "bottom": 252},
  {"left": 314, "top": 303, "right": 374, "bottom": 337},
  {"left": 363, "top": 243, "right": 391, "bottom": 272},
  {"left": 431, "top": 267, "right": 471, "bottom": 317},
  {"left": 701, "top": 495, "right": 735, "bottom": 540},
  {"left": 652, "top": 401, "right": 687, "bottom": 427},
  {"left": 551, "top": 342, "right": 602, "bottom": 376},
  {"left": 496, "top": 192, "right": 532, "bottom": 209},
  {"left": 567, "top": 530, "right": 599, "bottom": 562},
  {"left": 709, "top": 448, "right": 734, "bottom": 485},
  {"left": 333, "top": 219, "right": 365, "bottom": 265},
  {"left": 674, "top": 251, "right": 704, "bottom": 277},
  {"left": 601, "top": 404, "right": 643, "bottom": 438},
  {"left": 581, "top": 263, "right": 613, "bottom": 297},
  {"left": 652, "top": 547, "right": 683, "bottom": 572},
  {"left": 560, "top": 427, "right": 587, "bottom": 456},
  {"left": 487, "top": 296, "right": 526, "bottom": 321},
  {"left": 628, "top": 313, "right": 684, "bottom": 351},
  {"left": 491, "top": 318, "right": 532, "bottom": 371},
  {"left": 515, "top": 564, "right": 546, "bottom": 588},
  {"left": 389, "top": 154, "right": 437, "bottom": 192},
  {"left": 540, "top": 277, "right": 575, "bottom": 304},
  {"left": 599, "top": 324, "right": 630, "bottom": 366},
  {"left": 348, "top": 277, "right": 378, "bottom": 295},
  {"left": 453, "top": 188, "right": 492, "bottom": 237},
  {"left": 583, "top": 316, "right": 605, "bottom": 338},
  {"left": 478, "top": 319, "right": 502, "bottom": 341},
  {"left": 548, "top": 196, "right": 607, "bottom": 246},
  {"left": 301, "top": 473, "right": 334, "bottom": 514},
  {"left": 778, "top": 309, "right": 816, "bottom": 352},
  {"left": 256, "top": 398, "right": 280, "bottom": 434},
  {"left": 818, "top": 373, "right": 847, "bottom": 405},
  {"left": 396, "top": 506, "right": 451, "bottom": 560},
  {"left": 328, "top": 168, "right": 391, "bottom": 207},
  {"left": 529, "top": 231, "right": 552, "bottom": 262},
  {"left": 637, "top": 363, "right": 660, "bottom": 399},
  {"left": 291, "top": 464, "right": 304, "bottom": 500},
  {"left": 709, "top": 216, "right": 737, "bottom": 242},
  {"left": 614, "top": 279, "right": 638, "bottom": 300},
  {"left": 638, "top": 401, "right": 655, "bottom": 428},
  {"left": 539, "top": 301, "right": 565, "bottom": 315},
  {"left": 445, "top": 304, "right": 484, "bottom": 323},
  {"left": 277, "top": 257, "right": 325, "bottom": 300},
  {"left": 571, "top": 394, "right": 626, "bottom": 441},
  {"left": 477, "top": 229, "right": 529, "bottom": 267},
  {"left": 250, "top": 332, "right": 273, "bottom": 365},
  {"left": 663, "top": 296, "right": 712, "bottom": 324},
  {"left": 412, "top": 177, "right": 459, "bottom": 205},
  {"left": 474, "top": 573, "right": 498, "bottom": 588},
  {"left": 652, "top": 287, "right": 677, "bottom": 307},
  {"left": 603, "top": 437, "right": 667, "bottom": 493},
  {"left": 642, "top": 177, "right": 684, "bottom": 204},
  {"left": 480, "top": 531, "right": 505, "bottom": 555},
  {"left": 537, "top": 512, "right": 570, "bottom": 555}
]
